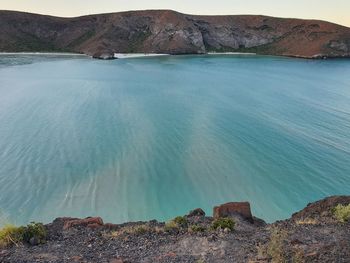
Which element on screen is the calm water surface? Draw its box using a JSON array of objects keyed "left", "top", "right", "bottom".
[{"left": 0, "top": 54, "right": 350, "bottom": 225}]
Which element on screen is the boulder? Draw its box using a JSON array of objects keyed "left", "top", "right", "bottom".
[
  {"left": 29, "top": 237, "right": 39, "bottom": 246},
  {"left": 63, "top": 217, "right": 104, "bottom": 230},
  {"left": 213, "top": 202, "right": 253, "bottom": 222},
  {"left": 187, "top": 208, "right": 206, "bottom": 217}
]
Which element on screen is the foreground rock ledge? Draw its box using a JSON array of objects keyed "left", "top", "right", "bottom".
[{"left": 1, "top": 196, "right": 349, "bottom": 263}]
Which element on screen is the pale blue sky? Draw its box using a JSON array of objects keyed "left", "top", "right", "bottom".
[{"left": 1, "top": 0, "right": 349, "bottom": 26}]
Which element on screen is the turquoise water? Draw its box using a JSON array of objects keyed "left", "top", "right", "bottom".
[{"left": 0, "top": 54, "right": 349, "bottom": 225}]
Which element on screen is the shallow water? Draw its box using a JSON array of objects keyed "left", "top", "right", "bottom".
[{"left": 0, "top": 54, "right": 349, "bottom": 225}]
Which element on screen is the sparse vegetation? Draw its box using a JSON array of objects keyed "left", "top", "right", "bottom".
[
  {"left": 211, "top": 218, "right": 235, "bottom": 231},
  {"left": 106, "top": 224, "right": 152, "bottom": 237},
  {"left": 0, "top": 224, "right": 24, "bottom": 247},
  {"left": 126, "top": 30, "right": 152, "bottom": 53},
  {"left": 134, "top": 225, "right": 151, "bottom": 235},
  {"left": 164, "top": 216, "right": 188, "bottom": 232},
  {"left": 154, "top": 226, "right": 164, "bottom": 234},
  {"left": 164, "top": 220, "right": 179, "bottom": 232},
  {"left": 21, "top": 222, "right": 47, "bottom": 244},
  {"left": 295, "top": 218, "right": 318, "bottom": 225},
  {"left": 332, "top": 204, "right": 350, "bottom": 223},
  {"left": 0, "top": 222, "right": 46, "bottom": 248},
  {"left": 189, "top": 224, "right": 206, "bottom": 233},
  {"left": 292, "top": 247, "right": 305, "bottom": 263},
  {"left": 67, "top": 30, "right": 96, "bottom": 49},
  {"left": 172, "top": 216, "right": 188, "bottom": 227},
  {"left": 267, "top": 227, "right": 288, "bottom": 263},
  {"left": 256, "top": 242, "right": 268, "bottom": 260}
]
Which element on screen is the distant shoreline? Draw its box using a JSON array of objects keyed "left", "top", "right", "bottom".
[
  {"left": 207, "top": 52, "right": 256, "bottom": 55},
  {"left": 0, "top": 52, "right": 258, "bottom": 59},
  {"left": 1, "top": 52, "right": 349, "bottom": 61}
]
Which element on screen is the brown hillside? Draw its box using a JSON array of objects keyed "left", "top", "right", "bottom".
[{"left": 0, "top": 10, "right": 349, "bottom": 58}]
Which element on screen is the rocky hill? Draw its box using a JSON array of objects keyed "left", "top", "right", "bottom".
[
  {"left": 1, "top": 196, "right": 349, "bottom": 262},
  {"left": 0, "top": 10, "right": 350, "bottom": 59}
]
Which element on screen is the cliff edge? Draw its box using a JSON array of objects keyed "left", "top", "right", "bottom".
[{"left": 1, "top": 196, "right": 349, "bottom": 262}]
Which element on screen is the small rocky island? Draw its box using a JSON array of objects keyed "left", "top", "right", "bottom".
[
  {"left": 1, "top": 196, "right": 349, "bottom": 262},
  {"left": 1, "top": 10, "right": 350, "bottom": 59}
]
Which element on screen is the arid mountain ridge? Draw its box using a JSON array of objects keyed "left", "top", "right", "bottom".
[{"left": 1, "top": 10, "right": 350, "bottom": 59}]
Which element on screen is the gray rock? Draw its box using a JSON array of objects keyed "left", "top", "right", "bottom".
[
  {"left": 29, "top": 237, "right": 39, "bottom": 246},
  {"left": 187, "top": 208, "right": 206, "bottom": 217}
]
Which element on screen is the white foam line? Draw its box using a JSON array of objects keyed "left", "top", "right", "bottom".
[
  {"left": 207, "top": 52, "right": 256, "bottom": 55},
  {"left": 114, "top": 53, "right": 170, "bottom": 59}
]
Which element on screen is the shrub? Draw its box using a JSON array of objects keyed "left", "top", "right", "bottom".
[
  {"left": 211, "top": 218, "right": 235, "bottom": 231},
  {"left": 0, "top": 222, "right": 46, "bottom": 247},
  {"left": 134, "top": 225, "right": 151, "bottom": 235},
  {"left": 106, "top": 224, "right": 152, "bottom": 237},
  {"left": 333, "top": 204, "right": 350, "bottom": 223},
  {"left": 164, "top": 221, "right": 179, "bottom": 232},
  {"left": 0, "top": 224, "right": 24, "bottom": 247},
  {"left": 189, "top": 224, "right": 206, "bottom": 233},
  {"left": 21, "top": 222, "right": 46, "bottom": 244},
  {"left": 172, "top": 216, "right": 188, "bottom": 227},
  {"left": 164, "top": 216, "right": 188, "bottom": 232}
]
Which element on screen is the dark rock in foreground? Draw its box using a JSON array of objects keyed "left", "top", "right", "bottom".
[
  {"left": 1, "top": 196, "right": 350, "bottom": 262},
  {"left": 0, "top": 10, "right": 350, "bottom": 59}
]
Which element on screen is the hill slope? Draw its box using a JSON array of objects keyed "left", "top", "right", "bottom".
[{"left": 0, "top": 10, "right": 350, "bottom": 58}]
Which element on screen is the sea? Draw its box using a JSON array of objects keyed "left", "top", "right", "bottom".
[{"left": 0, "top": 54, "right": 349, "bottom": 225}]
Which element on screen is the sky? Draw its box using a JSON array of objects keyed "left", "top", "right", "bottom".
[{"left": 1, "top": 0, "right": 350, "bottom": 27}]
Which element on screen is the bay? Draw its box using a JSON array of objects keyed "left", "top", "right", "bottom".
[{"left": 0, "top": 54, "right": 349, "bottom": 225}]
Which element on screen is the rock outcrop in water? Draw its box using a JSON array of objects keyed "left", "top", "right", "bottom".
[
  {"left": 1, "top": 10, "right": 350, "bottom": 59},
  {"left": 1, "top": 196, "right": 350, "bottom": 262}
]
